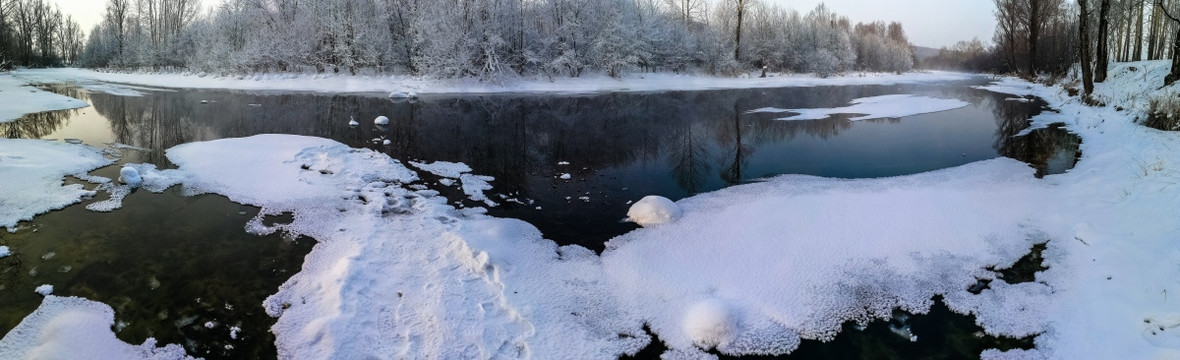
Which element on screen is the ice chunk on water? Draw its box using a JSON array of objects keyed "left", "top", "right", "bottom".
[{"left": 626, "top": 195, "right": 681, "bottom": 227}]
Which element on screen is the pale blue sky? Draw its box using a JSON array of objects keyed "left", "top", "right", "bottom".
[
  {"left": 52, "top": 0, "right": 996, "bottom": 48},
  {"left": 773, "top": 0, "right": 998, "bottom": 48}
]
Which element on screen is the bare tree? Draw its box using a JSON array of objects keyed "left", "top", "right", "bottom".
[
  {"left": 1080, "top": 0, "right": 1094, "bottom": 95},
  {"left": 1096, "top": 0, "right": 1111, "bottom": 81}
]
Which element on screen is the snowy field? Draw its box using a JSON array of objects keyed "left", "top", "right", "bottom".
[
  {"left": 11, "top": 68, "right": 973, "bottom": 96},
  {"left": 1, "top": 63, "right": 1179, "bottom": 359}
]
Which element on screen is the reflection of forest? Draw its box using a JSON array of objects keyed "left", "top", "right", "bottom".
[
  {"left": 990, "top": 97, "right": 1081, "bottom": 177},
  {"left": 0, "top": 85, "right": 85, "bottom": 139},
  {"left": 74, "top": 86, "right": 873, "bottom": 190}
]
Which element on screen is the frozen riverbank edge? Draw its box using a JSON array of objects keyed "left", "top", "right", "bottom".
[
  {"left": 10, "top": 68, "right": 974, "bottom": 97},
  {"left": 1, "top": 62, "right": 1178, "bottom": 359}
]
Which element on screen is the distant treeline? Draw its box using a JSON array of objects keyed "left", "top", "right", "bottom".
[
  {"left": 75, "top": 0, "right": 916, "bottom": 79},
  {"left": 0, "top": 0, "right": 86, "bottom": 69}
]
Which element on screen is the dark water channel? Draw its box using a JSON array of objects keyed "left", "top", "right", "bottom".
[{"left": 0, "top": 79, "right": 1079, "bottom": 359}]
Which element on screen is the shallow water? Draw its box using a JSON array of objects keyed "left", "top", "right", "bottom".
[{"left": 0, "top": 80, "right": 1077, "bottom": 359}]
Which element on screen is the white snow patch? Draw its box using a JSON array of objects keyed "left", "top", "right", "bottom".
[
  {"left": 0, "top": 246, "right": 9, "bottom": 258},
  {"left": 410, "top": 160, "right": 472, "bottom": 179},
  {"left": 34, "top": 285, "right": 54, "bottom": 296},
  {"left": 0, "top": 74, "right": 89, "bottom": 122},
  {"left": 559, "top": 173, "right": 571, "bottom": 180},
  {"left": 626, "top": 195, "right": 682, "bottom": 227},
  {"left": 0, "top": 296, "right": 193, "bottom": 359},
  {"left": 374, "top": 115, "right": 389, "bottom": 125},
  {"left": 0, "top": 139, "right": 113, "bottom": 231},
  {"left": 747, "top": 94, "right": 969, "bottom": 121}
]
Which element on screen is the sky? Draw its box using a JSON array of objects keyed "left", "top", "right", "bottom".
[
  {"left": 770, "top": 0, "right": 999, "bottom": 48},
  {"left": 51, "top": 0, "right": 995, "bottom": 49}
]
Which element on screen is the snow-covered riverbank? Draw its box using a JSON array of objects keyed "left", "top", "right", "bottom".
[
  {"left": 1, "top": 63, "right": 1178, "bottom": 359},
  {"left": 11, "top": 68, "right": 974, "bottom": 96}
]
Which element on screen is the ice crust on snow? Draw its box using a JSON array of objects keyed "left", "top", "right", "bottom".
[
  {"left": 0, "top": 139, "right": 113, "bottom": 230},
  {"left": 748, "top": 94, "right": 969, "bottom": 121},
  {"left": 0, "top": 296, "right": 193, "bottom": 359},
  {"left": 0, "top": 75, "right": 89, "bottom": 122}
]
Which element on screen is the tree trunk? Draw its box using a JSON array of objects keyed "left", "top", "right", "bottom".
[
  {"left": 734, "top": 0, "right": 744, "bottom": 61},
  {"left": 1168, "top": 27, "right": 1180, "bottom": 85},
  {"left": 1029, "top": 0, "right": 1041, "bottom": 76},
  {"left": 1097, "top": 0, "right": 1111, "bottom": 81},
  {"left": 1136, "top": 1, "right": 1146, "bottom": 60},
  {"left": 1081, "top": 0, "right": 1094, "bottom": 95}
]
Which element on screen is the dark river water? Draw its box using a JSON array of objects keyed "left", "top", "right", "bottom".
[{"left": 0, "top": 79, "right": 1079, "bottom": 359}]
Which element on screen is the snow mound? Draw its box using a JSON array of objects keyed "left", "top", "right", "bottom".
[
  {"left": 374, "top": 115, "right": 389, "bottom": 125},
  {"left": 0, "top": 296, "right": 194, "bottom": 359},
  {"left": 120, "top": 165, "right": 142, "bottom": 187},
  {"left": 34, "top": 285, "right": 53, "bottom": 296},
  {"left": 747, "top": 94, "right": 969, "bottom": 121},
  {"left": 626, "top": 195, "right": 682, "bottom": 227},
  {"left": 0, "top": 139, "right": 113, "bottom": 231},
  {"left": 683, "top": 299, "right": 738, "bottom": 349}
]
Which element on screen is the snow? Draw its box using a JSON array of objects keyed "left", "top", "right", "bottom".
[
  {"left": 374, "top": 115, "right": 389, "bottom": 125},
  {"left": 410, "top": 160, "right": 472, "bottom": 179},
  {"left": 34, "top": 285, "right": 53, "bottom": 296},
  {"left": 0, "top": 74, "right": 89, "bottom": 122},
  {"left": 626, "top": 195, "right": 683, "bottom": 227},
  {"left": 0, "top": 246, "right": 9, "bottom": 258},
  {"left": 559, "top": 173, "right": 571, "bottom": 180},
  {"left": 747, "top": 94, "right": 970, "bottom": 121},
  {"left": 0, "top": 139, "right": 113, "bottom": 231},
  {"left": 121, "top": 135, "right": 641, "bottom": 359},
  {"left": 683, "top": 298, "right": 739, "bottom": 350},
  {"left": 0, "top": 296, "right": 193, "bottom": 360},
  {"left": 120, "top": 165, "right": 143, "bottom": 187},
  {"left": 348, "top": 117, "right": 359, "bottom": 126},
  {"left": 12, "top": 68, "right": 973, "bottom": 96}
]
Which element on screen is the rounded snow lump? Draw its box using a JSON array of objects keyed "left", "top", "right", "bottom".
[
  {"left": 348, "top": 117, "right": 359, "bottom": 126},
  {"left": 627, "top": 195, "right": 681, "bottom": 227},
  {"left": 119, "top": 165, "right": 142, "bottom": 187},
  {"left": 683, "top": 298, "right": 737, "bottom": 349},
  {"left": 374, "top": 116, "right": 390, "bottom": 125}
]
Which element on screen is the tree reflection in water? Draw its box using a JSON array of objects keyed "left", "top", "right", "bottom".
[{"left": 23, "top": 81, "right": 1077, "bottom": 250}]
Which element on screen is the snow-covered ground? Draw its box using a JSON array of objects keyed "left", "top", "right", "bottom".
[
  {"left": 1, "top": 63, "right": 1178, "bottom": 359},
  {"left": 11, "top": 68, "right": 973, "bottom": 96}
]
